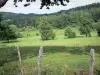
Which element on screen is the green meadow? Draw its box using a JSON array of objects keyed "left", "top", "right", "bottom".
[
  {"left": 0, "top": 28, "right": 100, "bottom": 75},
  {"left": 0, "top": 29, "right": 100, "bottom": 47},
  {"left": 1, "top": 2, "right": 100, "bottom": 74}
]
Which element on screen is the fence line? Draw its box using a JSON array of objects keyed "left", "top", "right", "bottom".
[
  {"left": 89, "top": 48, "right": 95, "bottom": 75},
  {"left": 16, "top": 46, "right": 95, "bottom": 75},
  {"left": 17, "top": 45, "right": 24, "bottom": 75},
  {"left": 38, "top": 46, "right": 43, "bottom": 75}
]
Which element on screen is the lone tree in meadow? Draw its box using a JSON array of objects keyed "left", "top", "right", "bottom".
[
  {"left": 64, "top": 27, "right": 76, "bottom": 38},
  {"left": 39, "top": 18, "right": 55, "bottom": 40},
  {"left": 0, "top": 0, "right": 70, "bottom": 9},
  {"left": 0, "top": 14, "right": 18, "bottom": 43}
]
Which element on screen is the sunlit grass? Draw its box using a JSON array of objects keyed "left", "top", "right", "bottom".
[
  {"left": 0, "top": 29, "right": 100, "bottom": 48},
  {"left": 0, "top": 27, "right": 100, "bottom": 75}
]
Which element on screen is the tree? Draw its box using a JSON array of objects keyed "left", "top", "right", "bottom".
[
  {"left": 39, "top": 18, "right": 55, "bottom": 40},
  {"left": 0, "top": 0, "right": 70, "bottom": 9},
  {"left": 90, "top": 8, "right": 100, "bottom": 22},
  {"left": 92, "top": 22, "right": 100, "bottom": 37},
  {"left": 0, "top": 24, "right": 18, "bottom": 43},
  {"left": 64, "top": 27, "right": 76, "bottom": 38},
  {"left": 78, "top": 12, "right": 94, "bottom": 37},
  {"left": 79, "top": 23, "right": 92, "bottom": 37},
  {"left": 0, "top": 14, "right": 18, "bottom": 43}
]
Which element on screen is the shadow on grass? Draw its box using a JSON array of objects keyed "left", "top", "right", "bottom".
[
  {"left": 76, "top": 36, "right": 85, "bottom": 38},
  {"left": 0, "top": 40, "right": 19, "bottom": 44},
  {"left": 0, "top": 46, "right": 100, "bottom": 75},
  {"left": 0, "top": 45, "right": 100, "bottom": 61},
  {"left": 64, "top": 36, "right": 85, "bottom": 39}
]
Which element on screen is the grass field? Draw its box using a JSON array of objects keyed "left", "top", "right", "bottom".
[
  {"left": 0, "top": 28, "right": 100, "bottom": 75},
  {"left": 0, "top": 46, "right": 100, "bottom": 75},
  {"left": 0, "top": 29, "right": 100, "bottom": 47}
]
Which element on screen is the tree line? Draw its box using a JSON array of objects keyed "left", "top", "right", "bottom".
[
  {"left": 0, "top": 3, "right": 100, "bottom": 42},
  {"left": 1, "top": 3, "right": 100, "bottom": 28}
]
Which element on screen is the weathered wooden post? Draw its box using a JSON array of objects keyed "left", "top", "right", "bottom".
[
  {"left": 38, "top": 46, "right": 43, "bottom": 75},
  {"left": 89, "top": 48, "right": 95, "bottom": 75},
  {"left": 17, "top": 45, "right": 24, "bottom": 75}
]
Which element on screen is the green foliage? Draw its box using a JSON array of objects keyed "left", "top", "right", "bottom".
[
  {"left": 0, "top": 22, "right": 18, "bottom": 42},
  {"left": 78, "top": 12, "right": 94, "bottom": 37},
  {"left": 64, "top": 27, "right": 76, "bottom": 38},
  {"left": 92, "top": 22, "right": 100, "bottom": 36},
  {"left": 90, "top": 8, "right": 100, "bottom": 22},
  {"left": 0, "top": 48, "right": 18, "bottom": 66},
  {"left": 9, "top": 24, "right": 18, "bottom": 33},
  {"left": 96, "top": 25, "right": 100, "bottom": 37},
  {"left": 0, "top": 62, "right": 20, "bottom": 75},
  {"left": 0, "top": 3, "right": 100, "bottom": 30},
  {"left": 0, "top": 3, "right": 100, "bottom": 75},
  {"left": 51, "top": 32, "right": 56, "bottom": 39},
  {"left": 17, "top": 32, "right": 23, "bottom": 38},
  {"left": 0, "top": 46, "right": 100, "bottom": 75},
  {"left": 0, "top": 46, "right": 19, "bottom": 75},
  {"left": 0, "top": 14, "right": 2, "bottom": 22},
  {"left": 36, "top": 33, "right": 39, "bottom": 36},
  {"left": 39, "top": 18, "right": 56, "bottom": 40},
  {"left": 1, "top": 19, "right": 13, "bottom": 26},
  {"left": 0, "top": 14, "right": 18, "bottom": 42},
  {"left": 0, "top": 3, "right": 100, "bottom": 29},
  {"left": 79, "top": 25, "right": 91, "bottom": 37}
]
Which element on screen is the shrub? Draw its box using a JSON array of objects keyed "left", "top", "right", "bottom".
[
  {"left": 0, "top": 62, "right": 20, "bottom": 75},
  {"left": 79, "top": 26, "right": 91, "bottom": 37},
  {"left": 68, "top": 32, "right": 76, "bottom": 38},
  {"left": 51, "top": 32, "right": 56, "bottom": 39},
  {"left": 17, "top": 32, "right": 23, "bottom": 38},
  {"left": 64, "top": 27, "right": 76, "bottom": 38},
  {"left": 36, "top": 33, "right": 39, "bottom": 36},
  {"left": 0, "top": 24, "right": 18, "bottom": 43},
  {"left": 39, "top": 22, "right": 56, "bottom": 40},
  {"left": 0, "top": 48, "right": 18, "bottom": 66}
]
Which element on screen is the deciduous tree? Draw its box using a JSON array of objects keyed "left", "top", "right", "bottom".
[
  {"left": 64, "top": 27, "right": 76, "bottom": 38},
  {"left": 0, "top": 14, "right": 18, "bottom": 43},
  {"left": 39, "top": 17, "right": 55, "bottom": 40}
]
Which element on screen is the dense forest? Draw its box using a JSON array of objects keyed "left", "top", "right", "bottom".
[{"left": 0, "top": 3, "right": 100, "bottom": 28}]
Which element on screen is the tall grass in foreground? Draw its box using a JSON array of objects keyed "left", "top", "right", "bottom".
[{"left": 0, "top": 46, "right": 100, "bottom": 75}]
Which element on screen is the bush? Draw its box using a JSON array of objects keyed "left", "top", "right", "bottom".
[
  {"left": 36, "top": 33, "right": 39, "bottom": 36},
  {"left": 64, "top": 27, "right": 76, "bottom": 38},
  {"left": 17, "top": 32, "right": 23, "bottom": 38},
  {"left": 68, "top": 32, "right": 76, "bottom": 38},
  {"left": 39, "top": 22, "right": 56, "bottom": 40},
  {"left": 0, "top": 49, "right": 18, "bottom": 66},
  {"left": 51, "top": 32, "right": 56, "bottom": 39},
  {"left": 92, "top": 22, "right": 100, "bottom": 37},
  {"left": 0, "top": 62, "right": 20, "bottom": 75},
  {"left": 0, "top": 24, "right": 18, "bottom": 43}
]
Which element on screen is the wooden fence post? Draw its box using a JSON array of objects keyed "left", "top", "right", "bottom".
[
  {"left": 89, "top": 48, "right": 95, "bottom": 75},
  {"left": 17, "top": 45, "right": 24, "bottom": 75},
  {"left": 38, "top": 46, "right": 43, "bottom": 75}
]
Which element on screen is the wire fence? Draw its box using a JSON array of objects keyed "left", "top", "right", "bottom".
[{"left": 0, "top": 46, "right": 99, "bottom": 75}]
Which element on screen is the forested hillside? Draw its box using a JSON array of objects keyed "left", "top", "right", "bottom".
[
  {"left": 0, "top": 2, "right": 100, "bottom": 28},
  {"left": 0, "top": 2, "right": 100, "bottom": 75}
]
